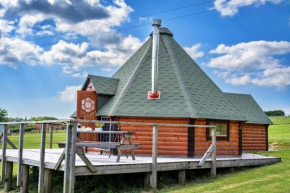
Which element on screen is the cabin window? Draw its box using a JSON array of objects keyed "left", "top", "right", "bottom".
[
  {"left": 206, "top": 120, "right": 230, "bottom": 141},
  {"left": 210, "top": 123, "right": 227, "bottom": 136}
]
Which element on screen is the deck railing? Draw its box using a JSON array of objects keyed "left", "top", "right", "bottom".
[{"left": 0, "top": 119, "right": 216, "bottom": 193}]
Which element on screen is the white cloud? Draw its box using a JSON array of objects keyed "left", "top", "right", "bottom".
[
  {"left": 72, "top": 71, "right": 88, "bottom": 78},
  {"left": 213, "top": 0, "right": 283, "bottom": 17},
  {"left": 184, "top": 43, "right": 204, "bottom": 60},
  {"left": 0, "top": 0, "right": 144, "bottom": 76},
  {"left": 208, "top": 41, "right": 290, "bottom": 89},
  {"left": 60, "top": 85, "right": 82, "bottom": 101},
  {"left": 0, "top": 37, "right": 43, "bottom": 68},
  {"left": 208, "top": 41, "right": 290, "bottom": 71}
]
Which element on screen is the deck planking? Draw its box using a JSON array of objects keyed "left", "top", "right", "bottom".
[{"left": 0, "top": 149, "right": 281, "bottom": 176}]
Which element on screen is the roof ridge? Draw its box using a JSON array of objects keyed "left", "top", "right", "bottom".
[
  {"left": 107, "top": 40, "right": 152, "bottom": 116},
  {"left": 88, "top": 74, "right": 119, "bottom": 80},
  {"left": 161, "top": 35, "right": 198, "bottom": 118},
  {"left": 224, "top": 92, "right": 251, "bottom": 96}
]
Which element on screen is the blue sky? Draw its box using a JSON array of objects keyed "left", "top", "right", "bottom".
[{"left": 0, "top": 0, "right": 289, "bottom": 118}]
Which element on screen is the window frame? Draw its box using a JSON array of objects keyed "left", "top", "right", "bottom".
[{"left": 206, "top": 119, "right": 230, "bottom": 141}]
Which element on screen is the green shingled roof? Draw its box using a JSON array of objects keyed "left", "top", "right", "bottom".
[
  {"left": 96, "top": 27, "right": 249, "bottom": 121},
  {"left": 225, "top": 93, "right": 272, "bottom": 124},
  {"left": 83, "top": 74, "right": 119, "bottom": 95}
]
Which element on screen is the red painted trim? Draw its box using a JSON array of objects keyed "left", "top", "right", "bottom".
[{"left": 148, "top": 91, "right": 161, "bottom": 99}]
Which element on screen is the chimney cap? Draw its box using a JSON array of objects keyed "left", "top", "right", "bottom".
[{"left": 152, "top": 19, "right": 161, "bottom": 27}]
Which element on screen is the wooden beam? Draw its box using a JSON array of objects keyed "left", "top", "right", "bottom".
[
  {"left": 187, "top": 119, "right": 195, "bottom": 157},
  {"left": 144, "top": 173, "right": 151, "bottom": 188},
  {"left": 17, "top": 124, "right": 24, "bottom": 187},
  {"left": 7, "top": 138, "right": 17, "bottom": 149},
  {"left": 44, "top": 169, "right": 53, "bottom": 193},
  {"left": 76, "top": 147, "right": 97, "bottom": 172},
  {"left": 50, "top": 126, "right": 53, "bottom": 149},
  {"left": 20, "top": 165, "right": 29, "bottom": 193},
  {"left": 54, "top": 150, "right": 65, "bottom": 170},
  {"left": 1, "top": 124, "right": 8, "bottom": 182},
  {"left": 211, "top": 126, "right": 216, "bottom": 178},
  {"left": 178, "top": 170, "right": 186, "bottom": 184},
  {"left": 266, "top": 125, "right": 269, "bottom": 151},
  {"left": 69, "top": 121, "right": 77, "bottom": 193},
  {"left": 63, "top": 123, "right": 71, "bottom": 193},
  {"left": 239, "top": 121, "right": 245, "bottom": 156},
  {"left": 38, "top": 123, "right": 46, "bottom": 193},
  {"left": 5, "top": 161, "right": 13, "bottom": 192},
  {"left": 151, "top": 125, "right": 158, "bottom": 189}
]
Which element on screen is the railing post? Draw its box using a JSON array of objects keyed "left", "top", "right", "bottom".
[
  {"left": 211, "top": 126, "right": 216, "bottom": 177},
  {"left": 63, "top": 122, "right": 71, "bottom": 193},
  {"left": 17, "top": 123, "right": 24, "bottom": 187},
  {"left": 1, "top": 124, "right": 8, "bottom": 181},
  {"left": 151, "top": 125, "right": 158, "bottom": 189},
  {"left": 69, "top": 121, "right": 77, "bottom": 193},
  {"left": 50, "top": 126, "right": 53, "bottom": 149},
  {"left": 63, "top": 121, "right": 77, "bottom": 193},
  {"left": 38, "top": 123, "right": 46, "bottom": 193}
]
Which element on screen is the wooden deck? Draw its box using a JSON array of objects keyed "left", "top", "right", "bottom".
[{"left": 0, "top": 149, "right": 281, "bottom": 176}]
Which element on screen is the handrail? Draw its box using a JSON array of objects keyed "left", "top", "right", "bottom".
[{"left": 0, "top": 119, "right": 217, "bottom": 128}]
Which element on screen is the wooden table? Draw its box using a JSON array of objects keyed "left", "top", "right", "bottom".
[{"left": 58, "top": 130, "right": 139, "bottom": 162}]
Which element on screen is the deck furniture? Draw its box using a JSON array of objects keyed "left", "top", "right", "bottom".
[{"left": 58, "top": 130, "right": 139, "bottom": 162}]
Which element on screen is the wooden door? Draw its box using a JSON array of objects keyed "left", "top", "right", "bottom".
[{"left": 76, "top": 90, "right": 98, "bottom": 141}]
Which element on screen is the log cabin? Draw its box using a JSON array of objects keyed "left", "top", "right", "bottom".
[{"left": 71, "top": 20, "right": 272, "bottom": 157}]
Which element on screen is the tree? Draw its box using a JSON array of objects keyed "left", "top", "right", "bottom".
[
  {"left": 0, "top": 108, "right": 8, "bottom": 122},
  {"left": 30, "top": 116, "right": 58, "bottom": 121},
  {"left": 264, "top": 110, "right": 285, "bottom": 117}
]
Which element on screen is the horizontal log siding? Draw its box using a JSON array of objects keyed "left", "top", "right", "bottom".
[
  {"left": 195, "top": 119, "right": 240, "bottom": 156},
  {"left": 242, "top": 124, "right": 267, "bottom": 151},
  {"left": 118, "top": 117, "right": 189, "bottom": 157}
]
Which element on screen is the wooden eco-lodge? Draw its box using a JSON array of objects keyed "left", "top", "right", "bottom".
[
  {"left": 72, "top": 20, "right": 272, "bottom": 158},
  {"left": 0, "top": 19, "right": 280, "bottom": 193}
]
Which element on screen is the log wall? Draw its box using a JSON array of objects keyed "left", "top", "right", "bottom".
[
  {"left": 194, "top": 119, "right": 240, "bottom": 156},
  {"left": 118, "top": 117, "right": 189, "bottom": 157},
  {"left": 242, "top": 124, "right": 267, "bottom": 151}
]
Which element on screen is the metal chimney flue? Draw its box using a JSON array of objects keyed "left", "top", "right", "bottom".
[{"left": 148, "top": 19, "right": 161, "bottom": 99}]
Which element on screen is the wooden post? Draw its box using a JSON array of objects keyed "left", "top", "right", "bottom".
[
  {"left": 144, "top": 172, "right": 151, "bottom": 188},
  {"left": 211, "top": 126, "right": 216, "bottom": 177},
  {"left": 1, "top": 124, "right": 8, "bottom": 182},
  {"left": 17, "top": 123, "right": 24, "bottom": 187},
  {"left": 50, "top": 126, "right": 53, "bottom": 149},
  {"left": 151, "top": 125, "right": 158, "bottom": 189},
  {"left": 44, "top": 169, "right": 53, "bottom": 193},
  {"left": 38, "top": 123, "right": 46, "bottom": 193},
  {"left": 69, "top": 121, "right": 77, "bottom": 193},
  {"left": 21, "top": 165, "right": 29, "bottom": 193},
  {"left": 63, "top": 122, "right": 72, "bottom": 193},
  {"left": 178, "top": 170, "right": 186, "bottom": 184},
  {"left": 5, "top": 161, "right": 13, "bottom": 192}
]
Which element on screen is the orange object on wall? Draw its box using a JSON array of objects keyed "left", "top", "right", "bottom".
[{"left": 76, "top": 90, "right": 98, "bottom": 141}]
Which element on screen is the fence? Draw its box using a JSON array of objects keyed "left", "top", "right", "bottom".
[{"left": 0, "top": 119, "right": 217, "bottom": 193}]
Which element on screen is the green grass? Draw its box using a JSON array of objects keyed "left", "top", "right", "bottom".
[
  {"left": 4, "top": 130, "right": 66, "bottom": 149},
  {"left": 160, "top": 150, "right": 290, "bottom": 193},
  {"left": 268, "top": 117, "right": 290, "bottom": 150},
  {"left": 269, "top": 116, "right": 290, "bottom": 125}
]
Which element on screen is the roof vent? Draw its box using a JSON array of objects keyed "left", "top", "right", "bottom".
[{"left": 148, "top": 19, "right": 161, "bottom": 99}]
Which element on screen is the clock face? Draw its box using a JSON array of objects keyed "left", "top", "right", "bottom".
[{"left": 81, "top": 97, "right": 95, "bottom": 113}]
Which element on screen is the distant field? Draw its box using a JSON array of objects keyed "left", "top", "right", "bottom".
[
  {"left": 269, "top": 116, "right": 290, "bottom": 125},
  {"left": 268, "top": 116, "right": 290, "bottom": 150}
]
